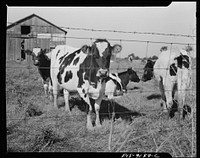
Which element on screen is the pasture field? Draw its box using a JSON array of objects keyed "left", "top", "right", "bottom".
[{"left": 6, "top": 58, "right": 196, "bottom": 156}]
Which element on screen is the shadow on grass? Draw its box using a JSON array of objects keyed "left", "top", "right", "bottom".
[
  {"left": 147, "top": 94, "right": 161, "bottom": 100},
  {"left": 169, "top": 99, "right": 191, "bottom": 119},
  {"left": 68, "top": 97, "right": 145, "bottom": 123},
  {"left": 128, "top": 86, "right": 140, "bottom": 90}
]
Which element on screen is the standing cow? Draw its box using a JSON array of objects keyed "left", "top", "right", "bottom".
[
  {"left": 25, "top": 48, "right": 52, "bottom": 97},
  {"left": 50, "top": 39, "right": 122, "bottom": 130},
  {"left": 141, "top": 59, "right": 156, "bottom": 82},
  {"left": 141, "top": 49, "right": 192, "bottom": 119}
]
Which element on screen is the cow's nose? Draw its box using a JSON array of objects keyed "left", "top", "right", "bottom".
[
  {"left": 34, "top": 60, "right": 39, "bottom": 66},
  {"left": 97, "top": 69, "right": 108, "bottom": 77},
  {"left": 141, "top": 76, "right": 145, "bottom": 82}
]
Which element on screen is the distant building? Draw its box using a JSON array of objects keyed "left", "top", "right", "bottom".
[{"left": 6, "top": 14, "right": 67, "bottom": 62}]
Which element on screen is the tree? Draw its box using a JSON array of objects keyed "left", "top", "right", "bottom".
[
  {"left": 128, "top": 53, "right": 135, "bottom": 58},
  {"left": 151, "top": 55, "right": 158, "bottom": 60},
  {"left": 184, "top": 45, "right": 193, "bottom": 52},
  {"left": 160, "top": 46, "right": 168, "bottom": 52},
  {"left": 134, "top": 56, "right": 140, "bottom": 60}
]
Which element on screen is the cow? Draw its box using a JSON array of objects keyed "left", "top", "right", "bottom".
[
  {"left": 128, "top": 55, "right": 133, "bottom": 63},
  {"left": 104, "top": 67, "right": 140, "bottom": 99},
  {"left": 50, "top": 39, "right": 122, "bottom": 130},
  {"left": 141, "top": 49, "right": 192, "bottom": 120},
  {"left": 141, "top": 59, "right": 156, "bottom": 82},
  {"left": 116, "top": 67, "right": 140, "bottom": 92},
  {"left": 25, "top": 48, "right": 52, "bottom": 97}
]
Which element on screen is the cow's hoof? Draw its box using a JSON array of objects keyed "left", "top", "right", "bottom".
[
  {"left": 49, "top": 96, "right": 53, "bottom": 101},
  {"left": 87, "top": 124, "right": 94, "bottom": 131},
  {"left": 65, "top": 110, "right": 72, "bottom": 115},
  {"left": 163, "top": 109, "right": 168, "bottom": 113},
  {"left": 162, "top": 111, "right": 169, "bottom": 120},
  {"left": 95, "top": 123, "right": 102, "bottom": 128}
]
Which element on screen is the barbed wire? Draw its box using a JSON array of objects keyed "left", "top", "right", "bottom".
[
  {"left": 7, "top": 33, "right": 196, "bottom": 46},
  {"left": 7, "top": 22, "right": 196, "bottom": 38},
  {"left": 6, "top": 66, "right": 197, "bottom": 71}
]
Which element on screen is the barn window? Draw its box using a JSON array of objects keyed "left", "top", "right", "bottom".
[{"left": 21, "top": 26, "right": 31, "bottom": 35}]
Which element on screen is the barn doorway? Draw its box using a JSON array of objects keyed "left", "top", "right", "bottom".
[
  {"left": 20, "top": 25, "right": 31, "bottom": 61},
  {"left": 21, "top": 39, "right": 26, "bottom": 60}
]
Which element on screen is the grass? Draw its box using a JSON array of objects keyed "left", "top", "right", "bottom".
[{"left": 6, "top": 59, "right": 196, "bottom": 156}]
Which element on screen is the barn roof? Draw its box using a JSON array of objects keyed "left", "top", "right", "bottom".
[{"left": 7, "top": 14, "right": 67, "bottom": 34}]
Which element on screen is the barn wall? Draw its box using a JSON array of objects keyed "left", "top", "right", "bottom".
[
  {"left": 6, "top": 16, "right": 66, "bottom": 62},
  {"left": 6, "top": 33, "right": 21, "bottom": 61}
]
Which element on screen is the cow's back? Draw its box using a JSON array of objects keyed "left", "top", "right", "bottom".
[
  {"left": 154, "top": 50, "right": 177, "bottom": 82},
  {"left": 50, "top": 45, "right": 87, "bottom": 91}
]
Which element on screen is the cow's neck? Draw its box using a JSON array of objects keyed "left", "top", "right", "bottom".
[{"left": 118, "top": 72, "right": 129, "bottom": 89}]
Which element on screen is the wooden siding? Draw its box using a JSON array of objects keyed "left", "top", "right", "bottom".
[{"left": 6, "top": 15, "right": 67, "bottom": 62}]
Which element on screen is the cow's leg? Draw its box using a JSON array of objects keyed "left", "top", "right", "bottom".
[
  {"left": 85, "top": 96, "right": 93, "bottom": 130},
  {"left": 94, "top": 97, "right": 103, "bottom": 127},
  {"left": 52, "top": 85, "right": 58, "bottom": 108},
  {"left": 81, "top": 93, "right": 93, "bottom": 129},
  {"left": 177, "top": 70, "right": 188, "bottom": 120},
  {"left": 42, "top": 80, "right": 48, "bottom": 97},
  {"left": 164, "top": 80, "right": 174, "bottom": 119},
  {"left": 77, "top": 86, "right": 94, "bottom": 130},
  {"left": 94, "top": 80, "right": 106, "bottom": 127},
  {"left": 63, "top": 89, "right": 71, "bottom": 113},
  {"left": 94, "top": 102, "right": 101, "bottom": 127},
  {"left": 178, "top": 88, "right": 186, "bottom": 120},
  {"left": 164, "top": 90, "right": 173, "bottom": 116},
  {"left": 159, "top": 80, "right": 167, "bottom": 112},
  {"left": 48, "top": 81, "right": 53, "bottom": 101}
]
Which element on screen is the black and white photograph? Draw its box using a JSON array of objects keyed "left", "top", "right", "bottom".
[{"left": 6, "top": 2, "right": 196, "bottom": 156}]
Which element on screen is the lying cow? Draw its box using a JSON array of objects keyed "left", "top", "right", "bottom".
[
  {"left": 105, "top": 67, "right": 140, "bottom": 99},
  {"left": 50, "top": 39, "right": 122, "bottom": 130},
  {"left": 141, "top": 49, "right": 192, "bottom": 119},
  {"left": 25, "top": 48, "right": 52, "bottom": 97}
]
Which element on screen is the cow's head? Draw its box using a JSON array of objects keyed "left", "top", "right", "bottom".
[
  {"left": 127, "top": 67, "right": 140, "bottom": 82},
  {"left": 25, "top": 48, "right": 50, "bottom": 66},
  {"left": 141, "top": 59, "right": 156, "bottom": 82},
  {"left": 174, "top": 50, "right": 190, "bottom": 69},
  {"left": 82, "top": 39, "right": 122, "bottom": 78}
]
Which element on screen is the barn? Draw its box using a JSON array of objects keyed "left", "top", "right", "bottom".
[{"left": 6, "top": 14, "right": 67, "bottom": 62}]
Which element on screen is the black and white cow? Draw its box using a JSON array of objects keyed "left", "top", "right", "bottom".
[
  {"left": 128, "top": 55, "right": 133, "bottom": 63},
  {"left": 116, "top": 67, "right": 140, "bottom": 92},
  {"left": 50, "top": 39, "right": 122, "bottom": 130},
  {"left": 25, "top": 48, "right": 52, "bottom": 97},
  {"left": 141, "top": 49, "right": 192, "bottom": 119},
  {"left": 105, "top": 67, "right": 140, "bottom": 99},
  {"left": 141, "top": 59, "right": 156, "bottom": 82}
]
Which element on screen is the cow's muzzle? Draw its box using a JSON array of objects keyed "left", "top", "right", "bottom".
[
  {"left": 97, "top": 69, "right": 108, "bottom": 78},
  {"left": 33, "top": 60, "right": 39, "bottom": 66}
]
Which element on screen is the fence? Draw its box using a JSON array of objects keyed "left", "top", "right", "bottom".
[{"left": 6, "top": 26, "right": 196, "bottom": 156}]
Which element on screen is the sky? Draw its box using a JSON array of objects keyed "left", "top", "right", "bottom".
[{"left": 7, "top": 2, "right": 196, "bottom": 58}]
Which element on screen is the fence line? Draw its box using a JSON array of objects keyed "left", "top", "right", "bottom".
[
  {"left": 7, "top": 22, "right": 196, "bottom": 38},
  {"left": 5, "top": 66, "right": 197, "bottom": 71},
  {"left": 7, "top": 33, "right": 196, "bottom": 46}
]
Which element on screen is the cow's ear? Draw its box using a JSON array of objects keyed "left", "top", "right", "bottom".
[
  {"left": 112, "top": 44, "right": 122, "bottom": 55},
  {"left": 81, "top": 45, "right": 90, "bottom": 54},
  {"left": 128, "top": 67, "right": 132, "bottom": 71},
  {"left": 174, "top": 55, "right": 183, "bottom": 68},
  {"left": 127, "top": 67, "right": 132, "bottom": 73},
  {"left": 24, "top": 49, "right": 33, "bottom": 56},
  {"left": 174, "top": 55, "right": 182, "bottom": 61}
]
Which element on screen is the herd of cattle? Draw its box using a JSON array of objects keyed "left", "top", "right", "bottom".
[{"left": 24, "top": 39, "right": 192, "bottom": 130}]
